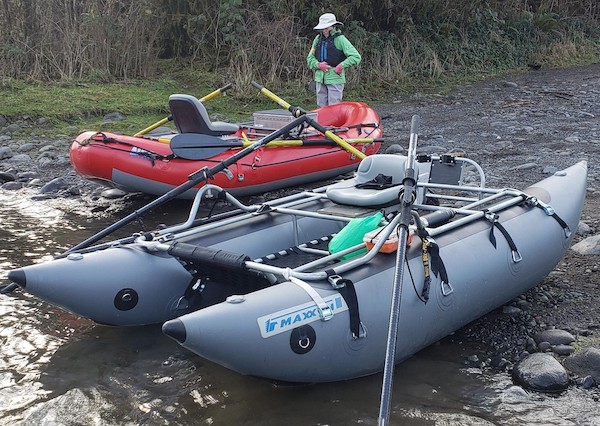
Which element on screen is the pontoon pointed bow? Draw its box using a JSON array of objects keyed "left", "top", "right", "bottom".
[
  {"left": 8, "top": 247, "right": 195, "bottom": 326},
  {"left": 163, "top": 161, "right": 587, "bottom": 383}
]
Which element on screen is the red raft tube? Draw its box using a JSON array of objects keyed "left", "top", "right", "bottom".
[{"left": 70, "top": 97, "right": 383, "bottom": 199}]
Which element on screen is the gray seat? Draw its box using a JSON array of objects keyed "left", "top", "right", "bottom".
[
  {"left": 326, "top": 154, "right": 410, "bottom": 207},
  {"left": 169, "top": 94, "right": 239, "bottom": 136}
]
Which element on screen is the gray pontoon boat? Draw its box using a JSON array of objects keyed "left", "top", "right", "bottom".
[{"left": 6, "top": 118, "right": 587, "bottom": 383}]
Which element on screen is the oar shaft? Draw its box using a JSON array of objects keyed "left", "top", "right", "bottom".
[
  {"left": 65, "top": 114, "right": 309, "bottom": 254},
  {"left": 135, "top": 116, "right": 171, "bottom": 137},
  {"left": 251, "top": 81, "right": 307, "bottom": 117},
  {"left": 200, "top": 83, "right": 234, "bottom": 102},
  {"left": 378, "top": 115, "right": 420, "bottom": 425}
]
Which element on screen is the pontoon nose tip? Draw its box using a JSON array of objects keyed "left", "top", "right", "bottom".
[
  {"left": 7, "top": 269, "right": 26, "bottom": 288},
  {"left": 162, "top": 319, "right": 187, "bottom": 343}
]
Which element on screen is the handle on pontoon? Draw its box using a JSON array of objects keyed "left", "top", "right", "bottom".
[
  {"left": 378, "top": 114, "right": 420, "bottom": 425},
  {"left": 134, "top": 83, "right": 234, "bottom": 136}
]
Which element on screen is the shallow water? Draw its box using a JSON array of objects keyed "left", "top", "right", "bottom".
[{"left": 1, "top": 190, "right": 599, "bottom": 425}]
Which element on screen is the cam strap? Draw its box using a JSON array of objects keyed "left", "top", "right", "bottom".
[
  {"left": 525, "top": 196, "right": 571, "bottom": 238},
  {"left": 424, "top": 237, "right": 451, "bottom": 296},
  {"left": 420, "top": 238, "right": 431, "bottom": 303},
  {"left": 326, "top": 272, "right": 363, "bottom": 339},
  {"left": 483, "top": 210, "right": 522, "bottom": 263}
]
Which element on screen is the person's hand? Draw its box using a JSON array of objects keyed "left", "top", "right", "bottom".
[
  {"left": 334, "top": 64, "right": 343, "bottom": 74},
  {"left": 318, "top": 62, "right": 330, "bottom": 72}
]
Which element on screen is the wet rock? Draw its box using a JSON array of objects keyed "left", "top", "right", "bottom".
[
  {"left": 100, "top": 188, "right": 129, "bottom": 199},
  {"left": 40, "top": 177, "right": 68, "bottom": 194},
  {"left": 500, "top": 385, "right": 530, "bottom": 403},
  {"left": 534, "top": 329, "right": 575, "bottom": 346},
  {"left": 1, "top": 181, "right": 23, "bottom": 190},
  {"left": 512, "top": 352, "right": 569, "bottom": 392},
  {"left": 16, "top": 388, "right": 109, "bottom": 425},
  {"left": 571, "top": 235, "right": 600, "bottom": 255},
  {"left": 17, "top": 171, "right": 39, "bottom": 181},
  {"left": 0, "top": 170, "right": 16, "bottom": 182},
  {"left": 562, "top": 347, "right": 600, "bottom": 382}
]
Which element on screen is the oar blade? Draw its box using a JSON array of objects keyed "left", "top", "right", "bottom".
[{"left": 170, "top": 134, "right": 242, "bottom": 160}]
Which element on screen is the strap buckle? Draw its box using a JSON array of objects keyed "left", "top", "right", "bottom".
[{"left": 328, "top": 274, "right": 347, "bottom": 289}]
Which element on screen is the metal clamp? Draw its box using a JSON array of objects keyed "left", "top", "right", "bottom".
[{"left": 328, "top": 274, "right": 347, "bottom": 289}]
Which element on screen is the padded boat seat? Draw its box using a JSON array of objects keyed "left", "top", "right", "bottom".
[
  {"left": 326, "top": 154, "right": 409, "bottom": 207},
  {"left": 169, "top": 94, "right": 240, "bottom": 136}
]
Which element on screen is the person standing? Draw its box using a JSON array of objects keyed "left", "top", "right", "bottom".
[{"left": 307, "top": 13, "right": 361, "bottom": 107}]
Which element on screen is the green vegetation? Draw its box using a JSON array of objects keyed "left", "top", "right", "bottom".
[{"left": 1, "top": 0, "right": 599, "bottom": 136}]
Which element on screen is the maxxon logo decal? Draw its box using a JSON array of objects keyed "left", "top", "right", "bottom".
[{"left": 257, "top": 295, "right": 348, "bottom": 338}]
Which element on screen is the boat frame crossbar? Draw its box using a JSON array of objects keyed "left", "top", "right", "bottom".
[{"left": 136, "top": 159, "right": 540, "bottom": 287}]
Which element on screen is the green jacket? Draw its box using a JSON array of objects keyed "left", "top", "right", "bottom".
[{"left": 307, "top": 28, "right": 361, "bottom": 84}]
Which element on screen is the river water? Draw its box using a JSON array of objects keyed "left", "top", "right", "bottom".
[{"left": 1, "top": 188, "right": 599, "bottom": 425}]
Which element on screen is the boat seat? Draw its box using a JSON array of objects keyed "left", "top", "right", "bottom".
[
  {"left": 169, "top": 94, "right": 240, "bottom": 136},
  {"left": 326, "top": 154, "right": 411, "bottom": 207}
]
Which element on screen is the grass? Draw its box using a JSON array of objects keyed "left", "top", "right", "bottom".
[{"left": 0, "top": 53, "right": 597, "bottom": 138}]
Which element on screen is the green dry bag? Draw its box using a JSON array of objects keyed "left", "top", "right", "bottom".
[{"left": 329, "top": 211, "right": 383, "bottom": 259}]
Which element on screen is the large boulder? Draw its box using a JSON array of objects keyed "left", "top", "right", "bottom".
[{"left": 512, "top": 353, "right": 569, "bottom": 392}]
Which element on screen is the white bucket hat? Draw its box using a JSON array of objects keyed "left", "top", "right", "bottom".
[{"left": 314, "top": 13, "right": 343, "bottom": 30}]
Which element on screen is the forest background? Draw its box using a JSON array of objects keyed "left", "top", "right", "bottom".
[{"left": 1, "top": 0, "right": 599, "bottom": 133}]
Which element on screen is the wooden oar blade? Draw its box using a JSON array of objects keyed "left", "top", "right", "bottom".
[{"left": 170, "top": 133, "right": 242, "bottom": 160}]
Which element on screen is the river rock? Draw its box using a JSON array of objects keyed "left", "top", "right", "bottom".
[
  {"left": 562, "top": 347, "right": 600, "bottom": 382},
  {"left": 552, "top": 344, "right": 575, "bottom": 356},
  {"left": 570, "top": 235, "right": 600, "bottom": 255},
  {"left": 0, "top": 170, "right": 16, "bottom": 182},
  {"left": 534, "top": 329, "right": 575, "bottom": 346},
  {"left": 16, "top": 388, "right": 109, "bottom": 425},
  {"left": 0, "top": 146, "right": 13, "bottom": 159},
  {"left": 40, "top": 177, "right": 68, "bottom": 194},
  {"left": 512, "top": 352, "right": 569, "bottom": 392}
]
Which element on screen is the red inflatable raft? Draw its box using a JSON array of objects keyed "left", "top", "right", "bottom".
[{"left": 70, "top": 97, "right": 382, "bottom": 198}]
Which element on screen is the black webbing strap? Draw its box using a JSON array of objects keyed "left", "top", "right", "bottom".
[
  {"left": 526, "top": 197, "right": 571, "bottom": 237},
  {"left": 325, "top": 272, "right": 362, "bottom": 339},
  {"left": 355, "top": 173, "right": 397, "bottom": 190},
  {"left": 483, "top": 210, "right": 522, "bottom": 263}
]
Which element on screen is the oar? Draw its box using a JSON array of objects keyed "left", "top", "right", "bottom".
[
  {"left": 251, "top": 81, "right": 366, "bottom": 160},
  {"left": 251, "top": 81, "right": 307, "bottom": 118},
  {"left": 169, "top": 133, "right": 383, "bottom": 160},
  {"left": 63, "top": 114, "right": 309, "bottom": 254},
  {"left": 134, "top": 83, "right": 234, "bottom": 136},
  {"left": 377, "top": 115, "right": 420, "bottom": 426}
]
